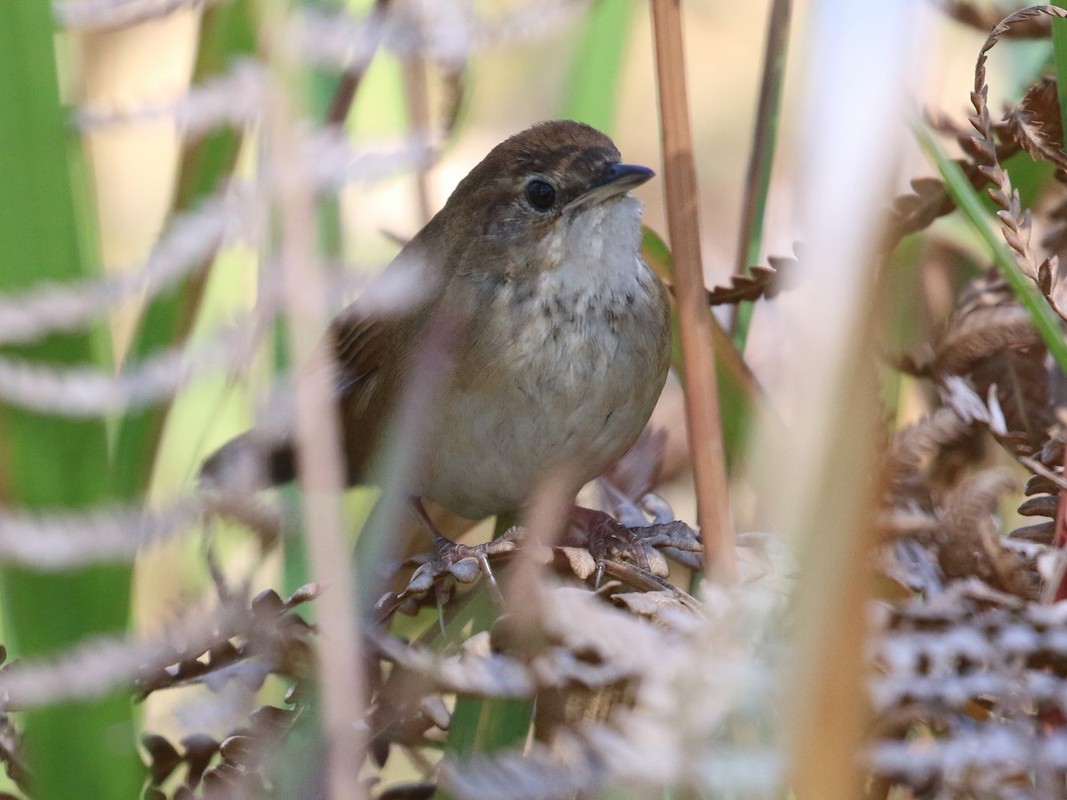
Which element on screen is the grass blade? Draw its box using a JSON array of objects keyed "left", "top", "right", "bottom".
[
  {"left": 562, "top": 0, "right": 640, "bottom": 132},
  {"left": 111, "top": 0, "right": 256, "bottom": 501},
  {"left": 0, "top": 4, "right": 141, "bottom": 796},
  {"left": 731, "top": 0, "right": 792, "bottom": 350},
  {"left": 917, "top": 125, "right": 1067, "bottom": 372}
]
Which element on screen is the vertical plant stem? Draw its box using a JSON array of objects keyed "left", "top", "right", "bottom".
[
  {"left": 263, "top": 6, "right": 365, "bottom": 796},
  {"left": 731, "top": 0, "right": 792, "bottom": 349},
  {"left": 779, "top": 4, "right": 924, "bottom": 796},
  {"left": 650, "top": 0, "right": 735, "bottom": 582}
]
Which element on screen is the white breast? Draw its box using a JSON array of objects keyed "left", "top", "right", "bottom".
[{"left": 418, "top": 196, "right": 669, "bottom": 519}]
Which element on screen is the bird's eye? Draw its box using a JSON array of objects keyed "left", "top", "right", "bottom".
[{"left": 524, "top": 179, "right": 557, "bottom": 211}]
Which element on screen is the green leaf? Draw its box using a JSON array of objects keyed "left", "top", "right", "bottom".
[
  {"left": 111, "top": 0, "right": 256, "bottom": 501},
  {"left": 1051, "top": 1, "right": 1067, "bottom": 141},
  {"left": 0, "top": 3, "right": 141, "bottom": 796},
  {"left": 562, "top": 0, "right": 639, "bottom": 131},
  {"left": 732, "top": 0, "right": 791, "bottom": 351}
]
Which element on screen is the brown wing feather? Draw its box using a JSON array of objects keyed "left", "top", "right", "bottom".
[{"left": 331, "top": 312, "right": 390, "bottom": 393}]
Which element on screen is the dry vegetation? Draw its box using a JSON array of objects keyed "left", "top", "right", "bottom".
[{"left": 10, "top": 1, "right": 1067, "bottom": 799}]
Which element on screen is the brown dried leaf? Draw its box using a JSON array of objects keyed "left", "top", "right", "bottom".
[
  {"left": 924, "top": 304, "right": 1040, "bottom": 376},
  {"left": 558, "top": 546, "right": 596, "bottom": 580},
  {"left": 935, "top": 1, "right": 1053, "bottom": 37},
  {"left": 1042, "top": 195, "right": 1067, "bottom": 254},
  {"left": 705, "top": 255, "right": 796, "bottom": 306},
  {"left": 611, "top": 590, "right": 695, "bottom": 623},
  {"left": 938, "top": 468, "right": 1038, "bottom": 598},
  {"left": 886, "top": 406, "right": 977, "bottom": 482},
  {"left": 1004, "top": 76, "right": 1067, "bottom": 172},
  {"left": 969, "top": 7, "right": 1067, "bottom": 286}
]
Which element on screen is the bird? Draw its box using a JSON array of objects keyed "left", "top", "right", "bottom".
[{"left": 202, "top": 120, "right": 671, "bottom": 555}]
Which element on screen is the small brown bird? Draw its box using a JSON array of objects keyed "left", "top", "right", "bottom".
[{"left": 203, "top": 120, "right": 670, "bottom": 535}]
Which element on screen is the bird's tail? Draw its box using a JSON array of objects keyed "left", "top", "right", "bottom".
[{"left": 199, "top": 430, "right": 296, "bottom": 492}]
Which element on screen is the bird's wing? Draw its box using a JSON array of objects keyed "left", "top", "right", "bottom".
[{"left": 329, "top": 310, "right": 394, "bottom": 395}]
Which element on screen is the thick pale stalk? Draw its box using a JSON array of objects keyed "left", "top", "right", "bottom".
[
  {"left": 772, "top": 3, "right": 926, "bottom": 797},
  {"left": 649, "top": 0, "right": 735, "bottom": 582},
  {"left": 264, "top": 16, "right": 365, "bottom": 796}
]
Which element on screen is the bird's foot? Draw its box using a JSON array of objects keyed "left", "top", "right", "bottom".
[
  {"left": 375, "top": 526, "right": 524, "bottom": 621},
  {"left": 566, "top": 506, "right": 703, "bottom": 587}
]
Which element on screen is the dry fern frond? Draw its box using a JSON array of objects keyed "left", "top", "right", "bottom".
[
  {"left": 1003, "top": 75, "right": 1067, "bottom": 173},
  {"left": 903, "top": 302, "right": 1040, "bottom": 377},
  {"left": 1042, "top": 192, "right": 1067, "bottom": 254},
  {"left": 937, "top": 468, "right": 1039, "bottom": 597},
  {"left": 75, "top": 61, "right": 267, "bottom": 137},
  {"left": 898, "top": 267, "right": 1060, "bottom": 454},
  {"left": 884, "top": 405, "right": 981, "bottom": 492},
  {"left": 142, "top": 705, "right": 294, "bottom": 797},
  {"left": 969, "top": 7, "right": 1067, "bottom": 284},
  {"left": 889, "top": 167, "right": 978, "bottom": 244},
  {"left": 0, "top": 319, "right": 265, "bottom": 416},
  {"left": 867, "top": 581, "right": 1067, "bottom": 794},
  {"left": 887, "top": 111, "right": 1020, "bottom": 245},
  {"left": 933, "top": 0, "right": 1054, "bottom": 37},
  {"left": 705, "top": 254, "right": 797, "bottom": 306}
]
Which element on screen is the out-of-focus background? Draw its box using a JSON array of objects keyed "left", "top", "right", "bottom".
[{"left": 69, "top": 0, "right": 1048, "bottom": 761}]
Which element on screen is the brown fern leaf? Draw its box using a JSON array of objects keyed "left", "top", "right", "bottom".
[
  {"left": 887, "top": 146, "right": 1019, "bottom": 245},
  {"left": 968, "top": 7, "right": 1067, "bottom": 284},
  {"left": 901, "top": 268, "right": 1059, "bottom": 454},
  {"left": 1037, "top": 253, "right": 1067, "bottom": 321},
  {"left": 1011, "top": 432, "right": 1067, "bottom": 542},
  {"left": 1004, "top": 76, "right": 1067, "bottom": 172},
  {"left": 970, "top": 340, "right": 1056, "bottom": 453},
  {"left": 935, "top": 1, "right": 1053, "bottom": 37},
  {"left": 885, "top": 405, "right": 980, "bottom": 488},
  {"left": 705, "top": 254, "right": 796, "bottom": 306},
  {"left": 939, "top": 468, "right": 1038, "bottom": 598},
  {"left": 907, "top": 303, "right": 1040, "bottom": 376}
]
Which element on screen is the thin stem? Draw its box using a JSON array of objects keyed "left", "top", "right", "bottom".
[
  {"left": 650, "top": 0, "right": 735, "bottom": 583},
  {"left": 264, "top": 7, "right": 366, "bottom": 796},
  {"left": 731, "top": 0, "right": 792, "bottom": 349}
]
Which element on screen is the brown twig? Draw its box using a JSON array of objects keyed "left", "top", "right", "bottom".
[
  {"left": 650, "top": 0, "right": 735, "bottom": 583},
  {"left": 325, "top": 0, "right": 390, "bottom": 127}
]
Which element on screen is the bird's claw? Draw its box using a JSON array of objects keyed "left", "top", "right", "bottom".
[
  {"left": 377, "top": 528, "right": 524, "bottom": 616},
  {"left": 566, "top": 508, "right": 705, "bottom": 586}
]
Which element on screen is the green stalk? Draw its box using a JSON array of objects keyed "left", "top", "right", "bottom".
[
  {"left": 731, "top": 0, "right": 792, "bottom": 351},
  {"left": 562, "top": 0, "right": 640, "bottom": 132},
  {"left": 918, "top": 126, "right": 1067, "bottom": 371},
  {"left": 1051, "top": 1, "right": 1067, "bottom": 142},
  {"left": 111, "top": 0, "right": 256, "bottom": 501},
  {"left": 0, "top": 4, "right": 141, "bottom": 797}
]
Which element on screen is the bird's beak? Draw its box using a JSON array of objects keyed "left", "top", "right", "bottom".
[{"left": 576, "top": 163, "right": 655, "bottom": 206}]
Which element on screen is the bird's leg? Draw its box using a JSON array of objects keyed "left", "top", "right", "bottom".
[{"left": 409, "top": 499, "right": 505, "bottom": 602}]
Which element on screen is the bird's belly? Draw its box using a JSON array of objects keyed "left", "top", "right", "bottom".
[{"left": 419, "top": 314, "right": 664, "bottom": 519}]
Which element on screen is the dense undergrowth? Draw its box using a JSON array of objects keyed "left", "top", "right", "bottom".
[{"left": 6, "top": 1, "right": 1067, "bottom": 799}]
